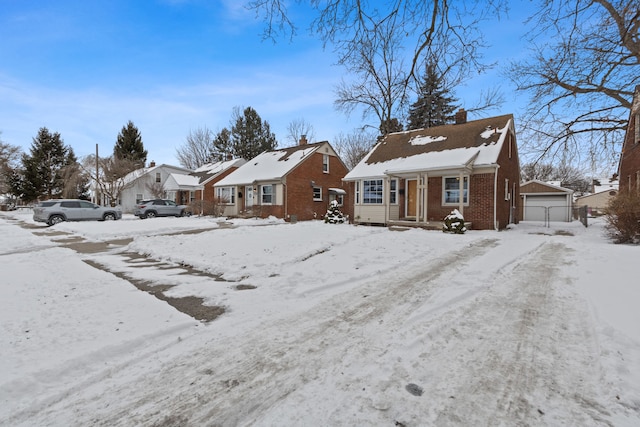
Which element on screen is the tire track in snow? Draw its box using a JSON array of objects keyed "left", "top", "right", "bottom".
[{"left": 17, "top": 237, "right": 502, "bottom": 426}]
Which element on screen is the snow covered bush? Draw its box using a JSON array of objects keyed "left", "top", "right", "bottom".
[
  {"left": 324, "top": 200, "right": 346, "bottom": 224},
  {"left": 605, "top": 191, "right": 640, "bottom": 244},
  {"left": 443, "top": 209, "right": 466, "bottom": 234}
]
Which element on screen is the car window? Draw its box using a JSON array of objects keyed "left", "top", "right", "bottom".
[
  {"left": 167, "top": 201, "right": 177, "bottom": 206},
  {"left": 60, "top": 201, "right": 81, "bottom": 208},
  {"left": 39, "top": 201, "right": 56, "bottom": 207},
  {"left": 79, "top": 201, "right": 96, "bottom": 208}
]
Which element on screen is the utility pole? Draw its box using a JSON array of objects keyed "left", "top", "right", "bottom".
[{"left": 95, "top": 143, "right": 100, "bottom": 205}]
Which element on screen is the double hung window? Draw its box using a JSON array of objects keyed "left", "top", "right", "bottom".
[{"left": 443, "top": 176, "right": 469, "bottom": 205}]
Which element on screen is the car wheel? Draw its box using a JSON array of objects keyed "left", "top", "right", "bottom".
[
  {"left": 48, "top": 215, "right": 64, "bottom": 226},
  {"left": 103, "top": 212, "right": 116, "bottom": 221},
  {"left": 145, "top": 210, "right": 157, "bottom": 218}
]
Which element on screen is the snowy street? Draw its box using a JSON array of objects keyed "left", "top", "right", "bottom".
[{"left": 1, "top": 211, "right": 639, "bottom": 426}]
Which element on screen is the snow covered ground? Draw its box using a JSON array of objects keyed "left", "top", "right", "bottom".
[{"left": 1, "top": 209, "right": 639, "bottom": 426}]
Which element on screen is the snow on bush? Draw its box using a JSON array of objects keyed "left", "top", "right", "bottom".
[
  {"left": 324, "top": 200, "right": 346, "bottom": 224},
  {"left": 443, "top": 209, "right": 466, "bottom": 234}
]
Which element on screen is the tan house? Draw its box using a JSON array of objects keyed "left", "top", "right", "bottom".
[
  {"left": 213, "top": 138, "right": 350, "bottom": 221},
  {"left": 619, "top": 85, "right": 640, "bottom": 193},
  {"left": 342, "top": 111, "right": 521, "bottom": 230}
]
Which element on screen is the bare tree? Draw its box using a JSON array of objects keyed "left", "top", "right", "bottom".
[
  {"left": 333, "top": 130, "right": 378, "bottom": 170},
  {"left": 176, "top": 127, "right": 215, "bottom": 170},
  {"left": 286, "top": 118, "right": 315, "bottom": 145},
  {"left": 145, "top": 182, "right": 165, "bottom": 199},
  {"left": 248, "top": 1, "right": 502, "bottom": 134},
  {"left": 0, "top": 136, "right": 22, "bottom": 197},
  {"left": 507, "top": 0, "right": 640, "bottom": 168},
  {"left": 334, "top": 12, "right": 409, "bottom": 135},
  {"left": 82, "top": 155, "right": 140, "bottom": 206}
]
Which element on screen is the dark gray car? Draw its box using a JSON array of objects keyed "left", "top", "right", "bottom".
[
  {"left": 33, "top": 199, "right": 122, "bottom": 226},
  {"left": 134, "top": 199, "right": 190, "bottom": 219}
]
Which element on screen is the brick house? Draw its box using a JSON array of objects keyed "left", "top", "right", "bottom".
[
  {"left": 342, "top": 111, "right": 520, "bottom": 230},
  {"left": 619, "top": 85, "right": 640, "bottom": 193},
  {"left": 188, "top": 158, "right": 247, "bottom": 214},
  {"left": 213, "top": 138, "right": 351, "bottom": 221}
]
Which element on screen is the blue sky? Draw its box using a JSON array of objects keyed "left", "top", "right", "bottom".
[{"left": 0, "top": 0, "right": 532, "bottom": 166}]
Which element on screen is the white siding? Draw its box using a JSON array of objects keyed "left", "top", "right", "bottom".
[{"left": 354, "top": 205, "right": 387, "bottom": 224}]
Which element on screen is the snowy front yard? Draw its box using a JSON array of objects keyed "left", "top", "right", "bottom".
[{"left": 1, "top": 211, "right": 639, "bottom": 426}]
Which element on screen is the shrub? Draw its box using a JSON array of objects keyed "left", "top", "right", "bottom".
[
  {"left": 324, "top": 200, "right": 346, "bottom": 224},
  {"left": 443, "top": 209, "right": 466, "bottom": 234},
  {"left": 604, "top": 191, "right": 640, "bottom": 243}
]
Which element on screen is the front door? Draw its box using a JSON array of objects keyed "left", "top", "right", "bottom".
[
  {"left": 407, "top": 179, "right": 417, "bottom": 217},
  {"left": 245, "top": 185, "right": 253, "bottom": 209}
]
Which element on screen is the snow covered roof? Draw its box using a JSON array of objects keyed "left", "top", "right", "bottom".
[
  {"left": 122, "top": 164, "right": 192, "bottom": 186},
  {"left": 191, "top": 158, "right": 247, "bottom": 184},
  {"left": 215, "top": 142, "right": 327, "bottom": 186},
  {"left": 520, "top": 179, "right": 574, "bottom": 194},
  {"left": 592, "top": 177, "right": 619, "bottom": 194},
  {"left": 344, "top": 114, "right": 514, "bottom": 180},
  {"left": 164, "top": 173, "right": 201, "bottom": 190}
]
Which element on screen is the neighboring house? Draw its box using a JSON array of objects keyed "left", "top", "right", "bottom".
[
  {"left": 189, "top": 158, "right": 247, "bottom": 214},
  {"left": 618, "top": 85, "right": 640, "bottom": 193},
  {"left": 119, "top": 162, "right": 193, "bottom": 213},
  {"left": 519, "top": 180, "right": 573, "bottom": 222},
  {"left": 163, "top": 173, "right": 202, "bottom": 206},
  {"left": 573, "top": 176, "right": 619, "bottom": 216},
  {"left": 343, "top": 111, "right": 521, "bottom": 230},
  {"left": 574, "top": 190, "right": 617, "bottom": 217},
  {"left": 214, "top": 138, "right": 350, "bottom": 221}
]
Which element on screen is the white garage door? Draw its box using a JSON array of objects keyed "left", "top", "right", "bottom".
[{"left": 524, "top": 196, "right": 570, "bottom": 222}]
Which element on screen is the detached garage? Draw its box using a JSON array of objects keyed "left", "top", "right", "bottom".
[{"left": 520, "top": 180, "right": 574, "bottom": 222}]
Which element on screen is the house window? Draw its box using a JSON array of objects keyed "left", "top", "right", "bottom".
[
  {"left": 136, "top": 193, "right": 143, "bottom": 203},
  {"left": 216, "top": 187, "right": 235, "bottom": 204},
  {"left": 189, "top": 191, "right": 195, "bottom": 203},
  {"left": 363, "top": 179, "right": 383, "bottom": 204},
  {"left": 389, "top": 179, "right": 398, "bottom": 204},
  {"left": 155, "top": 172, "right": 161, "bottom": 183},
  {"left": 443, "top": 176, "right": 469, "bottom": 205},
  {"left": 636, "top": 171, "right": 640, "bottom": 193},
  {"left": 313, "top": 186, "right": 322, "bottom": 201},
  {"left": 323, "top": 154, "right": 329, "bottom": 173},
  {"left": 505, "top": 178, "right": 510, "bottom": 201},
  {"left": 261, "top": 184, "right": 274, "bottom": 205},
  {"left": 355, "top": 181, "right": 360, "bottom": 204}
]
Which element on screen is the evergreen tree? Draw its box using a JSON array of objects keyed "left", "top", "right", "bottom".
[
  {"left": 407, "top": 63, "right": 458, "bottom": 130},
  {"left": 379, "top": 118, "right": 404, "bottom": 137},
  {"left": 20, "top": 127, "right": 69, "bottom": 201},
  {"left": 324, "top": 200, "right": 346, "bottom": 224},
  {"left": 230, "top": 107, "right": 277, "bottom": 160},
  {"left": 212, "top": 127, "right": 233, "bottom": 161},
  {"left": 114, "top": 120, "right": 147, "bottom": 169}
]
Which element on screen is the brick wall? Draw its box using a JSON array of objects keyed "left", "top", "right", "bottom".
[
  {"left": 620, "top": 105, "right": 640, "bottom": 192},
  {"left": 285, "top": 150, "right": 350, "bottom": 221}
]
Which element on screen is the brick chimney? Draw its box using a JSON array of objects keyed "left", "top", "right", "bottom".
[
  {"left": 149, "top": 160, "right": 156, "bottom": 167},
  {"left": 299, "top": 135, "right": 307, "bottom": 145},
  {"left": 455, "top": 108, "right": 467, "bottom": 124},
  {"left": 226, "top": 153, "right": 233, "bottom": 161}
]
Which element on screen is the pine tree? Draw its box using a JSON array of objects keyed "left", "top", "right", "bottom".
[
  {"left": 324, "top": 200, "right": 346, "bottom": 224},
  {"left": 20, "top": 127, "right": 70, "bottom": 201},
  {"left": 407, "top": 63, "right": 458, "bottom": 130},
  {"left": 114, "top": 120, "right": 147, "bottom": 169},
  {"left": 230, "top": 107, "right": 277, "bottom": 160}
]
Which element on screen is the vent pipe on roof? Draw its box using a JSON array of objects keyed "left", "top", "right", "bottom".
[{"left": 455, "top": 108, "right": 467, "bottom": 124}]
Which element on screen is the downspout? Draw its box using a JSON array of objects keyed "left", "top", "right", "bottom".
[
  {"left": 423, "top": 173, "right": 428, "bottom": 223},
  {"left": 494, "top": 165, "right": 500, "bottom": 230}
]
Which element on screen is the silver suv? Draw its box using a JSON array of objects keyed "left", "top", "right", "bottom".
[
  {"left": 134, "top": 199, "right": 191, "bottom": 219},
  {"left": 33, "top": 199, "right": 122, "bottom": 226}
]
